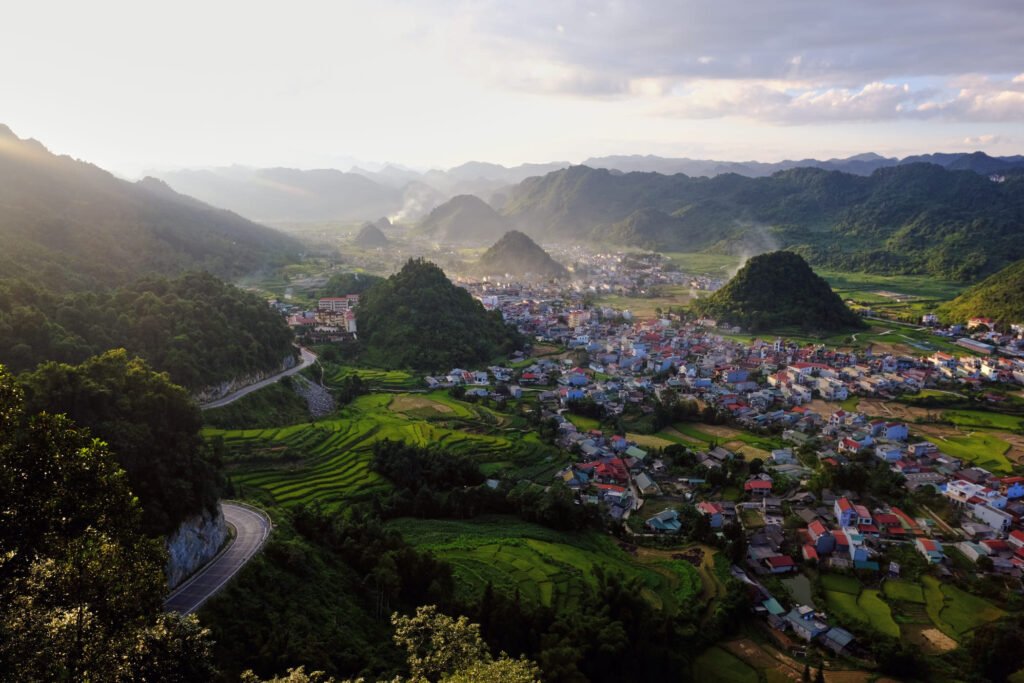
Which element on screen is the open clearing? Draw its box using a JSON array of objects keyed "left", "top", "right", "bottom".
[{"left": 389, "top": 395, "right": 453, "bottom": 415}]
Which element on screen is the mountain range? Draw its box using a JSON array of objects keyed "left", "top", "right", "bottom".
[
  {"left": 495, "top": 163, "right": 1024, "bottom": 281},
  {"left": 0, "top": 125, "right": 299, "bottom": 290},
  {"left": 150, "top": 151, "right": 1024, "bottom": 226}
]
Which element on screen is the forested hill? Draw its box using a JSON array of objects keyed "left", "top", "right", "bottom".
[
  {"left": 0, "top": 272, "right": 294, "bottom": 389},
  {"left": 500, "top": 164, "right": 1024, "bottom": 281},
  {"left": 476, "top": 230, "right": 568, "bottom": 279},
  {"left": 358, "top": 258, "right": 523, "bottom": 370},
  {"left": 692, "top": 251, "right": 864, "bottom": 332},
  {"left": 0, "top": 124, "right": 300, "bottom": 290},
  {"left": 939, "top": 258, "right": 1024, "bottom": 325}
]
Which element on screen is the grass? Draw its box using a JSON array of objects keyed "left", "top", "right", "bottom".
[
  {"left": 821, "top": 575, "right": 900, "bottom": 637},
  {"left": 859, "top": 589, "right": 900, "bottom": 638},
  {"left": 819, "top": 270, "right": 965, "bottom": 304},
  {"left": 928, "top": 431, "right": 1013, "bottom": 473},
  {"left": 883, "top": 579, "right": 925, "bottom": 604},
  {"left": 207, "top": 392, "right": 562, "bottom": 509},
  {"left": 692, "top": 646, "right": 759, "bottom": 683},
  {"left": 942, "top": 410, "right": 1024, "bottom": 432},
  {"left": 566, "top": 413, "right": 601, "bottom": 431},
  {"left": 921, "top": 576, "right": 1004, "bottom": 639},
  {"left": 663, "top": 252, "right": 742, "bottom": 276},
  {"left": 386, "top": 515, "right": 706, "bottom": 616}
]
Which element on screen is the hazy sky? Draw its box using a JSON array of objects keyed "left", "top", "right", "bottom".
[{"left": 3, "top": 0, "right": 1023, "bottom": 175}]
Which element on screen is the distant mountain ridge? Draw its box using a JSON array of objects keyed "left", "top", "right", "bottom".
[
  {"left": 0, "top": 124, "right": 299, "bottom": 290},
  {"left": 150, "top": 151, "right": 1024, "bottom": 226},
  {"left": 498, "top": 163, "right": 1024, "bottom": 281},
  {"left": 475, "top": 231, "right": 568, "bottom": 279}
]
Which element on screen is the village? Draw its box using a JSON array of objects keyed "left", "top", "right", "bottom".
[{"left": 272, "top": 250, "right": 1024, "bottom": 661}]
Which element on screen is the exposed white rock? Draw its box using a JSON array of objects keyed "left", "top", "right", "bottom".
[{"left": 165, "top": 503, "right": 228, "bottom": 589}]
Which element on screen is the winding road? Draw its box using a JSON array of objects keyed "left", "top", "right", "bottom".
[
  {"left": 165, "top": 502, "right": 272, "bottom": 615},
  {"left": 200, "top": 347, "right": 318, "bottom": 410}
]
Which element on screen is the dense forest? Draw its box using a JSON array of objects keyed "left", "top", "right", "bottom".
[
  {"left": 692, "top": 251, "right": 865, "bottom": 332},
  {"left": 0, "top": 365, "right": 217, "bottom": 680},
  {"left": 357, "top": 259, "right": 523, "bottom": 371},
  {"left": 416, "top": 195, "right": 510, "bottom": 245},
  {"left": 0, "top": 125, "right": 299, "bottom": 291},
  {"left": 320, "top": 271, "right": 386, "bottom": 297},
  {"left": 938, "top": 257, "right": 1024, "bottom": 325},
  {"left": 0, "top": 272, "right": 295, "bottom": 390},
  {"left": 496, "top": 163, "right": 1024, "bottom": 280}
]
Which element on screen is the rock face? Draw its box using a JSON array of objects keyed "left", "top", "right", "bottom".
[{"left": 165, "top": 503, "right": 228, "bottom": 589}]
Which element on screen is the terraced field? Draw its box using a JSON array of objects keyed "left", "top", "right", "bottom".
[
  {"left": 387, "top": 516, "right": 708, "bottom": 616},
  {"left": 206, "top": 393, "right": 561, "bottom": 509},
  {"left": 317, "top": 363, "right": 420, "bottom": 391}
]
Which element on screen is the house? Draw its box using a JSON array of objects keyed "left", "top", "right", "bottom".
[
  {"left": 744, "top": 476, "right": 773, "bottom": 497},
  {"left": 764, "top": 555, "right": 797, "bottom": 574},
  {"left": 834, "top": 497, "right": 857, "bottom": 528},
  {"left": 771, "top": 448, "right": 796, "bottom": 465},
  {"left": 697, "top": 501, "right": 724, "bottom": 529},
  {"left": 822, "top": 627, "right": 856, "bottom": 655},
  {"left": 807, "top": 519, "right": 836, "bottom": 555},
  {"left": 635, "top": 471, "right": 660, "bottom": 496},
  {"left": 916, "top": 538, "right": 945, "bottom": 564},
  {"left": 784, "top": 606, "right": 830, "bottom": 641},
  {"left": 646, "top": 509, "right": 682, "bottom": 533}
]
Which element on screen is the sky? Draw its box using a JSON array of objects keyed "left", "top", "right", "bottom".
[{"left": 2, "top": 0, "right": 1023, "bottom": 175}]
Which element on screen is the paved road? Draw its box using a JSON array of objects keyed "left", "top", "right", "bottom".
[
  {"left": 165, "top": 502, "right": 272, "bottom": 615},
  {"left": 201, "top": 347, "right": 318, "bottom": 410}
]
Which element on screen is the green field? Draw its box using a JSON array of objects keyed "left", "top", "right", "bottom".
[
  {"left": 663, "top": 252, "right": 742, "bottom": 276},
  {"left": 927, "top": 431, "right": 1013, "bottom": 473},
  {"left": 692, "top": 646, "right": 758, "bottom": 683},
  {"left": 819, "top": 270, "right": 965, "bottom": 304},
  {"left": 206, "top": 393, "right": 562, "bottom": 509},
  {"left": 387, "top": 516, "right": 709, "bottom": 615},
  {"left": 942, "top": 410, "right": 1024, "bottom": 432},
  {"left": 316, "top": 363, "right": 420, "bottom": 391},
  {"left": 821, "top": 575, "right": 899, "bottom": 637},
  {"left": 922, "top": 576, "right": 1004, "bottom": 640},
  {"left": 883, "top": 579, "right": 925, "bottom": 604}
]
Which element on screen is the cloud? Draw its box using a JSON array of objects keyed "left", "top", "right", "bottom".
[
  {"left": 457, "top": 1, "right": 1024, "bottom": 92},
  {"left": 655, "top": 74, "right": 1024, "bottom": 123},
  {"left": 962, "top": 134, "right": 1006, "bottom": 146}
]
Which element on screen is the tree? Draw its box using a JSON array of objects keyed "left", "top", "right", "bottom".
[
  {"left": 20, "top": 349, "right": 222, "bottom": 535},
  {"left": 0, "top": 364, "right": 216, "bottom": 680}
]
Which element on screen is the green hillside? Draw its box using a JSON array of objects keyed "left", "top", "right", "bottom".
[
  {"left": 475, "top": 230, "right": 568, "bottom": 279},
  {"left": 358, "top": 258, "right": 522, "bottom": 370},
  {"left": 501, "top": 164, "right": 1024, "bottom": 281},
  {"left": 938, "top": 258, "right": 1024, "bottom": 325},
  {"left": 0, "top": 124, "right": 299, "bottom": 291},
  {"left": 692, "top": 251, "right": 864, "bottom": 332}
]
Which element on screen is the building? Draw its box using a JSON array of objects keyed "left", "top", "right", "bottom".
[
  {"left": 915, "top": 538, "right": 945, "bottom": 564},
  {"left": 318, "top": 295, "right": 360, "bottom": 312}
]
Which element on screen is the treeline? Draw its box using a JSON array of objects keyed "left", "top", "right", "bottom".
[
  {"left": 0, "top": 271, "right": 294, "bottom": 389},
  {"left": 369, "top": 440, "right": 598, "bottom": 531}
]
